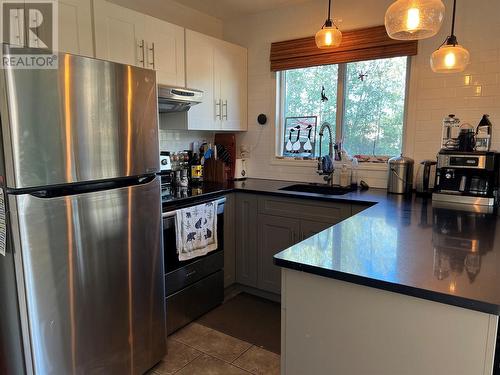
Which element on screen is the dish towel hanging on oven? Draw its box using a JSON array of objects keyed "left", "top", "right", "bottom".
[{"left": 175, "top": 201, "right": 218, "bottom": 261}]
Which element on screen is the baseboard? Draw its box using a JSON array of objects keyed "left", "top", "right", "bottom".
[{"left": 224, "top": 283, "right": 281, "bottom": 304}]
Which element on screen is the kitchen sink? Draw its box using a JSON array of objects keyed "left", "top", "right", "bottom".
[{"left": 279, "top": 184, "right": 355, "bottom": 195}]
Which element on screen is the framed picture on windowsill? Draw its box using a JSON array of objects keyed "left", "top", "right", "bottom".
[{"left": 283, "top": 116, "right": 317, "bottom": 158}]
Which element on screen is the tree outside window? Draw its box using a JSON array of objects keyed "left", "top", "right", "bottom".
[{"left": 280, "top": 56, "right": 408, "bottom": 158}]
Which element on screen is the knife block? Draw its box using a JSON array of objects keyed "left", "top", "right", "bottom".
[{"left": 203, "top": 159, "right": 230, "bottom": 183}]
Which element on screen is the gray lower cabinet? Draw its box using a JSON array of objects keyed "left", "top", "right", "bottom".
[
  {"left": 235, "top": 194, "right": 259, "bottom": 287},
  {"left": 234, "top": 193, "right": 356, "bottom": 295},
  {"left": 257, "top": 214, "right": 300, "bottom": 294},
  {"left": 300, "top": 219, "right": 333, "bottom": 241}
]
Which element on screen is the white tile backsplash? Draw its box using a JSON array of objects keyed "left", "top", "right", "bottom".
[{"left": 158, "top": 114, "right": 214, "bottom": 153}]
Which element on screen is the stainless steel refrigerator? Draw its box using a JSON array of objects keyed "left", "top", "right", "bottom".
[{"left": 0, "top": 52, "right": 165, "bottom": 374}]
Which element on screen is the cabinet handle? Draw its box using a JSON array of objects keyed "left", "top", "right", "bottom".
[
  {"left": 138, "top": 40, "right": 145, "bottom": 67},
  {"left": 148, "top": 42, "right": 156, "bottom": 69},
  {"left": 32, "top": 11, "right": 40, "bottom": 47},
  {"left": 13, "top": 10, "right": 23, "bottom": 46},
  {"left": 222, "top": 100, "right": 228, "bottom": 120},
  {"left": 215, "top": 99, "right": 222, "bottom": 119}
]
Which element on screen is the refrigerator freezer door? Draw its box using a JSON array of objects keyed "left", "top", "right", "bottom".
[
  {"left": 9, "top": 177, "right": 165, "bottom": 375},
  {"left": 0, "top": 52, "right": 159, "bottom": 189}
]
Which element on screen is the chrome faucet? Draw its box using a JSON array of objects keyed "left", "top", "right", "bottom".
[{"left": 316, "top": 122, "right": 335, "bottom": 186}]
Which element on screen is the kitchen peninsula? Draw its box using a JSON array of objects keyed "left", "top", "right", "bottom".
[
  {"left": 272, "top": 186, "right": 500, "bottom": 375},
  {"left": 163, "top": 178, "right": 500, "bottom": 374}
]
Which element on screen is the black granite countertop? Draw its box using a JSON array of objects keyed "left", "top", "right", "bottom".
[{"left": 163, "top": 178, "right": 500, "bottom": 315}]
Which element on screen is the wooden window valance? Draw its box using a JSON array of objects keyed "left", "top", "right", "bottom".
[{"left": 270, "top": 25, "right": 418, "bottom": 72}]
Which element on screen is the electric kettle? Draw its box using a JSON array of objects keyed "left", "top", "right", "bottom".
[{"left": 416, "top": 160, "right": 437, "bottom": 196}]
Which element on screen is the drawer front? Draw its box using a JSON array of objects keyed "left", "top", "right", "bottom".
[
  {"left": 165, "top": 250, "right": 224, "bottom": 296},
  {"left": 258, "top": 196, "right": 351, "bottom": 223},
  {"left": 166, "top": 270, "right": 224, "bottom": 335}
]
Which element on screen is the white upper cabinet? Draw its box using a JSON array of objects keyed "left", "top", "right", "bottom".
[
  {"left": 57, "top": 0, "right": 94, "bottom": 57},
  {"left": 219, "top": 41, "right": 247, "bottom": 131},
  {"left": 145, "top": 17, "right": 185, "bottom": 87},
  {"left": 93, "top": 0, "right": 185, "bottom": 86},
  {"left": 3, "top": 0, "right": 93, "bottom": 56},
  {"left": 186, "top": 30, "right": 248, "bottom": 131},
  {"left": 185, "top": 30, "right": 217, "bottom": 130},
  {"left": 93, "top": 0, "right": 146, "bottom": 67}
]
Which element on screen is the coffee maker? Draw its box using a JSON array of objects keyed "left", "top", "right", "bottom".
[{"left": 433, "top": 150, "right": 499, "bottom": 206}]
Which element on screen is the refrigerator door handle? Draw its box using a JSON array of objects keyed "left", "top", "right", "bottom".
[{"left": 25, "top": 175, "right": 157, "bottom": 199}]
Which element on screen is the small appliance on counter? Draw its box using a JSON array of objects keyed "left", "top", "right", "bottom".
[
  {"left": 234, "top": 158, "right": 247, "bottom": 180},
  {"left": 433, "top": 150, "right": 499, "bottom": 207},
  {"left": 416, "top": 160, "right": 437, "bottom": 196},
  {"left": 440, "top": 113, "right": 493, "bottom": 153},
  {"left": 159, "top": 151, "right": 173, "bottom": 200},
  {"left": 387, "top": 154, "right": 414, "bottom": 194},
  {"left": 441, "top": 114, "right": 461, "bottom": 150}
]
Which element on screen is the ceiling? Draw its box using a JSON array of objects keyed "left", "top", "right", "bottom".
[{"left": 171, "top": 0, "right": 313, "bottom": 20}]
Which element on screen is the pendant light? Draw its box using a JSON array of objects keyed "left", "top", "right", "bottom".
[
  {"left": 315, "top": 0, "right": 342, "bottom": 49},
  {"left": 430, "top": 0, "right": 470, "bottom": 73},
  {"left": 385, "top": 0, "right": 445, "bottom": 40}
]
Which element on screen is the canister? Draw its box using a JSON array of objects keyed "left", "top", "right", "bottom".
[{"left": 387, "top": 155, "right": 414, "bottom": 194}]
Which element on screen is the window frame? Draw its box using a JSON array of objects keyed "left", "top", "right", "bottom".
[{"left": 276, "top": 56, "right": 412, "bottom": 159}]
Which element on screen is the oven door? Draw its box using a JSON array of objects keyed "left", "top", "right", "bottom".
[{"left": 163, "top": 197, "right": 225, "bottom": 296}]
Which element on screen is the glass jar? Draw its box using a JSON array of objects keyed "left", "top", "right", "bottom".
[{"left": 441, "top": 114, "right": 460, "bottom": 150}]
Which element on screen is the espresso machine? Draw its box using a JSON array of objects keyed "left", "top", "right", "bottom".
[{"left": 433, "top": 150, "right": 499, "bottom": 206}]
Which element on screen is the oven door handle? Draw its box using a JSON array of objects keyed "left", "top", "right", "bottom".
[{"left": 162, "top": 197, "right": 226, "bottom": 218}]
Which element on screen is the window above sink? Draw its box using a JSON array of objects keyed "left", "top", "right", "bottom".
[{"left": 276, "top": 56, "right": 410, "bottom": 161}]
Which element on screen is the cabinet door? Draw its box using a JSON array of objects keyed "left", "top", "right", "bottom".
[
  {"left": 57, "top": 0, "right": 93, "bottom": 56},
  {"left": 186, "top": 30, "right": 219, "bottom": 130},
  {"left": 258, "top": 214, "right": 300, "bottom": 294},
  {"left": 93, "top": 0, "right": 146, "bottom": 67},
  {"left": 235, "top": 194, "right": 258, "bottom": 287},
  {"left": 300, "top": 219, "right": 333, "bottom": 241},
  {"left": 145, "top": 17, "right": 185, "bottom": 87},
  {"left": 218, "top": 41, "right": 248, "bottom": 131}
]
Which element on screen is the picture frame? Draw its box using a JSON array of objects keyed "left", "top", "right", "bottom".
[{"left": 283, "top": 116, "right": 318, "bottom": 158}]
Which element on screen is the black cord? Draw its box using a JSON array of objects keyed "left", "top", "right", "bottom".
[
  {"left": 451, "top": 0, "right": 457, "bottom": 37},
  {"left": 328, "top": 0, "right": 332, "bottom": 21}
]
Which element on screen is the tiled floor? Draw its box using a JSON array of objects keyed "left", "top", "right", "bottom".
[{"left": 148, "top": 323, "right": 280, "bottom": 375}]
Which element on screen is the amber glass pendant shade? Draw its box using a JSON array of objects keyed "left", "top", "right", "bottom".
[
  {"left": 315, "top": 0, "right": 342, "bottom": 49},
  {"left": 385, "top": 0, "right": 445, "bottom": 40},
  {"left": 430, "top": 0, "right": 470, "bottom": 73},
  {"left": 315, "top": 21, "right": 342, "bottom": 49},
  {"left": 430, "top": 41, "right": 470, "bottom": 73}
]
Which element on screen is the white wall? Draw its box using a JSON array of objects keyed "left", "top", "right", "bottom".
[
  {"left": 223, "top": 0, "right": 500, "bottom": 187},
  {"left": 107, "top": 0, "right": 223, "bottom": 38}
]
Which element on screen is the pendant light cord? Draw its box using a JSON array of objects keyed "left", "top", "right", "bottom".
[
  {"left": 323, "top": 0, "right": 334, "bottom": 28},
  {"left": 437, "top": 0, "right": 458, "bottom": 47},
  {"left": 450, "top": 0, "right": 456, "bottom": 37}
]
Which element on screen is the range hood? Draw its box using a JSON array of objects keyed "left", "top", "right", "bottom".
[{"left": 158, "top": 85, "right": 203, "bottom": 113}]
